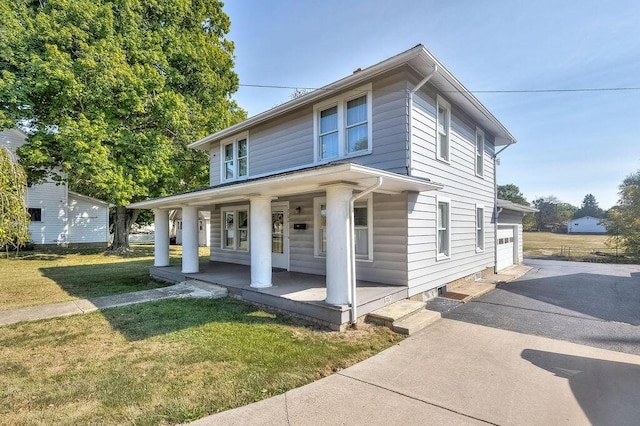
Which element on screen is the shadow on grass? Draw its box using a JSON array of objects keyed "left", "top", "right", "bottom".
[
  {"left": 99, "top": 298, "right": 304, "bottom": 341},
  {"left": 37, "top": 258, "right": 172, "bottom": 300},
  {"left": 13, "top": 244, "right": 158, "bottom": 261}
]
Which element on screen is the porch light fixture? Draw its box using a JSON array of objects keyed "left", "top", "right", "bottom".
[{"left": 295, "top": 206, "right": 302, "bottom": 214}]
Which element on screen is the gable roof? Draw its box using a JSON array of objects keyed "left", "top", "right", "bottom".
[{"left": 190, "top": 44, "right": 517, "bottom": 151}]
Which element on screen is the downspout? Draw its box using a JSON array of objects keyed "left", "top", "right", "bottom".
[
  {"left": 408, "top": 65, "right": 438, "bottom": 175},
  {"left": 493, "top": 141, "right": 515, "bottom": 273},
  {"left": 349, "top": 177, "right": 383, "bottom": 325}
]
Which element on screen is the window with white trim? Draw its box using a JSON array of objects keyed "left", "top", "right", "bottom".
[
  {"left": 476, "top": 205, "right": 485, "bottom": 252},
  {"left": 314, "top": 84, "right": 372, "bottom": 162},
  {"left": 437, "top": 197, "right": 451, "bottom": 259},
  {"left": 221, "top": 207, "right": 249, "bottom": 250},
  {"left": 436, "top": 95, "right": 451, "bottom": 162},
  {"left": 221, "top": 134, "right": 248, "bottom": 181},
  {"left": 475, "top": 127, "right": 485, "bottom": 177},
  {"left": 314, "top": 196, "right": 373, "bottom": 260}
]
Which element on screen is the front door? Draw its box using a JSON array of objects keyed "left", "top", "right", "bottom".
[{"left": 271, "top": 202, "right": 289, "bottom": 270}]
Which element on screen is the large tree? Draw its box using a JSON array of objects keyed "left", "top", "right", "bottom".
[
  {"left": 0, "top": 0, "right": 246, "bottom": 252},
  {"left": 606, "top": 171, "right": 640, "bottom": 255},
  {"left": 0, "top": 148, "right": 30, "bottom": 256},
  {"left": 532, "top": 196, "right": 576, "bottom": 231},
  {"left": 573, "top": 193, "right": 604, "bottom": 218},
  {"left": 498, "top": 184, "right": 530, "bottom": 206}
]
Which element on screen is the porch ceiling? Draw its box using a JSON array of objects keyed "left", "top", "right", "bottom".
[{"left": 128, "top": 162, "right": 443, "bottom": 210}]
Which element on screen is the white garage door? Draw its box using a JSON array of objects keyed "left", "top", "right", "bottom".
[{"left": 497, "top": 226, "right": 515, "bottom": 271}]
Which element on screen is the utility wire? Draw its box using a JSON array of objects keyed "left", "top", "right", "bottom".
[{"left": 238, "top": 83, "right": 640, "bottom": 94}]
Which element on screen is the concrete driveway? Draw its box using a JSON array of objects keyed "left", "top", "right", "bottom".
[
  {"left": 445, "top": 259, "right": 640, "bottom": 355},
  {"left": 194, "top": 259, "right": 640, "bottom": 425}
]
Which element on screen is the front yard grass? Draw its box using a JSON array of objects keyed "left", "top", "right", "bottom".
[
  {"left": 0, "top": 244, "right": 208, "bottom": 311},
  {"left": 0, "top": 298, "right": 402, "bottom": 425}
]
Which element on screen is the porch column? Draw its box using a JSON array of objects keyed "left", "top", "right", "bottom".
[
  {"left": 325, "top": 184, "right": 353, "bottom": 305},
  {"left": 181, "top": 205, "right": 199, "bottom": 273},
  {"left": 250, "top": 195, "right": 272, "bottom": 288},
  {"left": 153, "top": 209, "right": 170, "bottom": 267}
]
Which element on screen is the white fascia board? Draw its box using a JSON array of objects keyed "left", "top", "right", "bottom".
[{"left": 67, "top": 191, "right": 112, "bottom": 207}]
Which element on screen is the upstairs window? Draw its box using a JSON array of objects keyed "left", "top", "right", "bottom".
[
  {"left": 436, "top": 95, "right": 451, "bottom": 162},
  {"left": 314, "top": 84, "right": 372, "bottom": 162},
  {"left": 221, "top": 134, "right": 248, "bottom": 181},
  {"left": 475, "top": 127, "right": 485, "bottom": 177}
]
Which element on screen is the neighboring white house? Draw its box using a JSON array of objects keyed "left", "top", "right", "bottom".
[
  {"left": 1, "top": 128, "right": 110, "bottom": 246},
  {"left": 130, "top": 44, "right": 529, "bottom": 328},
  {"left": 169, "top": 209, "right": 210, "bottom": 247},
  {"left": 567, "top": 216, "right": 606, "bottom": 234}
]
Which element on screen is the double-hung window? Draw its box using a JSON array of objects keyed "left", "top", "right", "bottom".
[
  {"left": 437, "top": 197, "right": 451, "bottom": 259},
  {"left": 476, "top": 205, "right": 485, "bottom": 252},
  {"left": 314, "top": 196, "right": 373, "bottom": 260},
  {"left": 475, "top": 127, "right": 485, "bottom": 177},
  {"left": 314, "top": 84, "right": 372, "bottom": 162},
  {"left": 222, "top": 207, "right": 249, "bottom": 251},
  {"left": 221, "top": 134, "right": 248, "bottom": 181},
  {"left": 436, "top": 95, "right": 451, "bottom": 162}
]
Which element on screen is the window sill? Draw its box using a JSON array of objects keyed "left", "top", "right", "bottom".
[
  {"left": 315, "top": 149, "right": 372, "bottom": 165},
  {"left": 435, "top": 156, "right": 451, "bottom": 165},
  {"left": 314, "top": 254, "right": 373, "bottom": 263},
  {"left": 436, "top": 254, "right": 451, "bottom": 261}
]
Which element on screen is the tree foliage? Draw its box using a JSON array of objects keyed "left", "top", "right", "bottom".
[
  {"left": 0, "top": 148, "right": 30, "bottom": 256},
  {"left": 498, "top": 184, "right": 530, "bottom": 206},
  {"left": 532, "top": 196, "right": 576, "bottom": 231},
  {"left": 574, "top": 193, "right": 604, "bottom": 218},
  {"left": 606, "top": 171, "right": 640, "bottom": 255},
  {"left": 0, "top": 0, "right": 246, "bottom": 251}
]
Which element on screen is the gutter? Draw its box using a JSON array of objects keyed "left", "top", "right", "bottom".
[
  {"left": 349, "top": 177, "right": 382, "bottom": 325},
  {"left": 492, "top": 139, "right": 516, "bottom": 273},
  {"left": 407, "top": 65, "right": 438, "bottom": 175}
]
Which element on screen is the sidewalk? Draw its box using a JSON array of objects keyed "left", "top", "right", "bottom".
[
  {"left": 192, "top": 318, "right": 640, "bottom": 425},
  {"left": 0, "top": 280, "right": 227, "bottom": 326}
]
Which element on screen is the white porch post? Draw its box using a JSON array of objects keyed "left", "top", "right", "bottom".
[
  {"left": 153, "top": 209, "right": 170, "bottom": 267},
  {"left": 250, "top": 195, "right": 273, "bottom": 288},
  {"left": 181, "top": 205, "right": 199, "bottom": 273},
  {"left": 325, "top": 184, "right": 353, "bottom": 305}
]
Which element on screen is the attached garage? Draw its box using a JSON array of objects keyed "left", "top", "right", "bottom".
[
  {"left": 497, "top": 226, "right": 516, "bottom": 271},
  {"left": 496, "top": 199, "right": 538, "bottom": 272}
]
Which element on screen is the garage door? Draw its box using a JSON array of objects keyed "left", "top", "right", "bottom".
[{"left": 497, "top": 226, "right": 515, "bottom": 271}]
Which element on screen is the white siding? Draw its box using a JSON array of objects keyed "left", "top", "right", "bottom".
[
  {"left": 25, "top": 181, "right": 69, "bottom": 245},
  {"left": 67, "top": 193, "right": 109, "bottom": 243},
  {"left": 407, "top": 79, "right": 496, "bottom": 295}
]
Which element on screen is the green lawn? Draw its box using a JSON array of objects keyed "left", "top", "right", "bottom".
[
  {"left": 523, "top": 231, "right": 620, "bottom": 260},
  {"left": 0, "top": 245, "right": 403, "bottom": 424},
  {"left": 0, "top": 298, "right": 402, "bottom": 425},
  {"left": 0, "top": 244, "right": 209, "bottom": 311}
]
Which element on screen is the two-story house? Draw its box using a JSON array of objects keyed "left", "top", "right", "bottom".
[{"left": 130, "top": 44, "right": 527, "bottom": 329}]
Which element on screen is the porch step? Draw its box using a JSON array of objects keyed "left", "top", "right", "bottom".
[
  {"left": 365, "top": 299, "right": 441, "bottom": 335},
  {"left": 392, "top": 310, "right": 441, "bottom": 335}
]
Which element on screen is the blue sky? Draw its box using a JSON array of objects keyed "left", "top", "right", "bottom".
[{"left": 223, "top": 0, "right": 640, "bottom": 209}]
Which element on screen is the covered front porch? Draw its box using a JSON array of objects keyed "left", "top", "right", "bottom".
[
  {"left": 129, "top": 162, "right": 442, "bottom": 328},
  {"left": 151, "top": 261, "right": 409, "bottom": 329}
]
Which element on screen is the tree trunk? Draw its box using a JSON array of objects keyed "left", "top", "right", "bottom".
[{"left": 107, "top": 206, "right": 139, "bottom": 253}]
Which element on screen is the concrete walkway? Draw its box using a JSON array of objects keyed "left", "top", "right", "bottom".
[
  {"left": 193, "top": 318, "right": 640, "bottom": 425},
  {"left": 442, "top": 264, "right": 532, "bottom": 302},
  {"left": 0, "top": 280, "right": 227, "bottom": 326}
]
